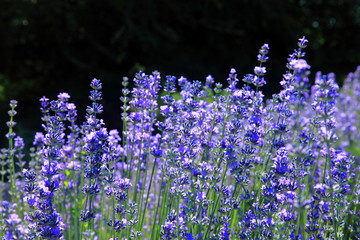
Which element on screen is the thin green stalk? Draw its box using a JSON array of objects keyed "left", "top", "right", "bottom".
[
  {"left": 112, "top": 194, "right": 115, "bottom": 239},
  {"left": 151, "top": 171, "right": 165, "bottom": 239},
  {"left": 137, "top": 127, "right": 153, "bottom": 231},
  {"left": 156, "top": 180, "right": 171, "bottom": 239},
  {"left": 204, "top": 165, "right": 228, "bottom": 239},
  {"left": 81, "top": 194, "right": 89, "bottom": 238},
  {"left": 9, "top": 136, "right": 17, "bottom": 204},
  {"left": 98, "top": 189, "right": 106, "bottom": 239},
  {"left": 296, "top": 206, "right": 305, "bottom": 237},
  {"left": 132, "top": 114, "right": 144, "bottom": 203},
  {"left": 140, "top": 159, "right": 157, "bottom": 229},
  {"left": 176, "top": 193, "right": 181, "bottom": 239},
  {"left": 230, "top": 183, "right": 240, "bottom": 231},
  {"left": 322, "top": 139, "right": 331, "bottom": 183}
]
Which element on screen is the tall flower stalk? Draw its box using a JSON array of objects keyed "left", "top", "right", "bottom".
[
  {"left": 6, "top": 100, "right": 19, "bottom": 205},
  {"left": 80, "top": 78, "right": 108, "bottom": 236}
]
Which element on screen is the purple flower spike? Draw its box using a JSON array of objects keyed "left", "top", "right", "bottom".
[
  {"left": 40, "top": 96, "right": 50, "bottom": 108},
  {"left": 298, "top": 36, "right": 309, "bottom": 48},
  {"left": 90, "top": 78, "right": 102, "bottom": 90},
  {"left": 57, "top": 92, "right": 70, "bottom": 101}
]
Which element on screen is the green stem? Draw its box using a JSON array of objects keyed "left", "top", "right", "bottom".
[
  {"left": 140, "top": 159, "right": 157, "bottom": 229},
  {"left": 137, "top": 127, "right": 153, "bottom": 231},
  {"left": 132, "top": 113, "right": 144, "bottom": 203},
  {"left": 151, "top": 171, "right": 165, "bottom": 240},
  {"left": 176, "top": 194, "right": 181, "bottom": 239},
  {"left": 204, "top": 165, "right": 228, "bottom": 239},
  {"left": 322, "top": 140, "right": 331, "bottom": 183},
  {"left": 156, "top": 180, "right": 170, "bottom": 239}
]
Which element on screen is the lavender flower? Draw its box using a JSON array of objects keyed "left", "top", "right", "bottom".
[{"left": 0, "top": 37, "right": 359, "bottom": 240}]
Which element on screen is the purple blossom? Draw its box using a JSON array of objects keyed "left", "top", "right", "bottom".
[
  {"left": 57, "top": 92, "right": 70, "bottom": 101},
  {"left": 14, "top": 136, "right": 24, "bottom": 150},
  {"left": 291, "top": 59, "right": 311, "bottom": 72},
  {"left": 298, "top": 36, "right": 309, "bottom": 48},
  {"left": 33, "top": 132, "right": 45, "bottom": 146},
  {"left": 254, "top": 66, "right": 267, "bottom": 76}
]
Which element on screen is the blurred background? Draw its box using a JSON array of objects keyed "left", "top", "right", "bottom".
[{"left": 0, "top": 0, "right": 360, "bottom": 146}]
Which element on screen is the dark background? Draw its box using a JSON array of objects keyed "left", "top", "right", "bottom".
[{"left": 1, "top": 0, "right": 360, "bottom": 147}]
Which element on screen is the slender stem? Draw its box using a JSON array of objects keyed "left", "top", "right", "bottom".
[
  {"left": 137, "top": 126, "right": 152, "bottom": 231},
  {"left": 150, "top": 171, "right": 164, "bottom": 239},
  {"left": 132, "top": 113, "right": 144, "bottom": 203},
  {"left": 140, "top": 158, "right": 157, "bottom": 229},
  {"left": 8, "top": 122, "right": 17, "bottom": 204},
  {"left": 176, "top": 193, "right": 181, "bottom": 239},
  {"left": 204, "top": 165, "right": 228, "bottom": 239}
]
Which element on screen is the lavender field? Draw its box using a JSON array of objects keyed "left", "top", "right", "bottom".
[{"left": 1, "top": 37, "right": 360, "bottom": 239}]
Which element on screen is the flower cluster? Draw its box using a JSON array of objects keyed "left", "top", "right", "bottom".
[{"left": 0, "top": 36, "right": 360, "bottom": 240}]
